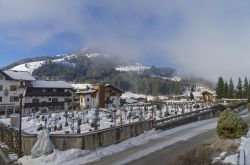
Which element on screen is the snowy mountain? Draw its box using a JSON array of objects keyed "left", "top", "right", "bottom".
[
  {"left": 3, "top": 44, "right": 181, "bottom": 85},
  {"left": 8, "top": 46, "right": 108, "bottom": 73}
]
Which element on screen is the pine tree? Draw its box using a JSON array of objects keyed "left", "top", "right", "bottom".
[
  {"left": 248, "top": 81, "right": 250, "bottom": 103},
  {"left": 216, "top": 77, "right": 224, "bottom": 99},
  {"left": 236, "top": 77, "right": 243, "bottom": 99},
  {"left": 243, "top": 77, "right": 248, "bottom": 98},
  {"left": 224, "top": 81, "right": 228, "bottom": 98},
  {"left": 190, "top": 92, "right": 194, "bottom": 100},
  {"left": 191, "top": 85, "right": 196, "bottom": 92},
  {"left": 228, "top": 78, "right": 235, "bottom": 99}
]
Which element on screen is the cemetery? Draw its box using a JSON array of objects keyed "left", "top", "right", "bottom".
[{"left": 0, "top": 101, "right": 213, "bottom": 135}]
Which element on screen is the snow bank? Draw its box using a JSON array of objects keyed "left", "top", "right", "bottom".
[
  {"left": 239, "top": 132, "right": 250, "bottom": 165},
  {"left": 223, "top": 154, "right": 238, "bottom": 165},
  {"left": 19, "top": 149, "right": 90, "bottom": 165}
]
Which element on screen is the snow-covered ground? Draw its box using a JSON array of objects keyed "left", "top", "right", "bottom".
[
  {"left": 11, "top": 61, "right": 45, "bottom": 73},
  {"left": 121, "top": 92, "right": 155, "bottom": 101},
  {"left": 221, "top": 130, "right": 250, "bottom": 165},
  {"left": 0, "top": 109, "right": 140, "bottom": 134},
  {"left": 18, "top": 118, "right": 218, "bottom": 165},
  {"left": 0, "top": 102, "right": 211, "bottom": 135},
  {"left": 115, "top": 63, "right": 150, "bottom": 72}
]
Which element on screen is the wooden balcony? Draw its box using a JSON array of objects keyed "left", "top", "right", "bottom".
[
  {"left": 24, "top": 101, "right": 65, "bottom": 108},
  {"left": 25, "top": 92, "right": 72, "bottom": 97}
]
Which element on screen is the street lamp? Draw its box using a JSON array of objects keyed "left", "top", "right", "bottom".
[{"left": 17, "top": 80, "right": 25, "bottom": 158}]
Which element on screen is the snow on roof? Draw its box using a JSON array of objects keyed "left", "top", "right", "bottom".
[
  {"left": 31, "top": 80, "right": 73, "bottom": 89},
  {"left": 75, "top": 89, "right": 97, "bottom": 94},
  {"left": 125, "top": 98, "right": 138, "bottom": 104},
  {"left": 122, "top": 92, "right": 154, "bottom": 101},
  {"left": 71, "top": 84, "right": 92, "bottom": 90},
  {"left": 4, "top": 70, "right": 36, "bottom": 81},
  {"left": 192, "top": 92, "right": 203, "bottom": 97}
]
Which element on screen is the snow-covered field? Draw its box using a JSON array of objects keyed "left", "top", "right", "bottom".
[
  {"left": 115, "top": 63, "right": 150, "bottom": 72},
  {"left": 11, "top": 61, "right": 45, "bottom": 73}
]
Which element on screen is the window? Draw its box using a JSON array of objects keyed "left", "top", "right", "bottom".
[
  {"left": 0, "top": 74, "right": 4, "bottom": 80},
  {"left": 52, "top": 98, "right": 58, "bottom": 102},
  {"left": 53, "top": 89, "right": 57, "bottom": 92},
  {"left": 32, "top": 98, "right": 39, "bottom": 103},
  {"left": 86, "top": 98, "right": 90, "bottom": 102},
  {"left": 48, "top": 98, "right": 52, "bottom": 101},
  {"left": 10, "top": 96, "right": 19, "bottom": 102},
  {"left": 52, "top": 106, "right": 56, "bottom": 111},
  {"left": 0, "top": 97, "right": 2, "bottom": 102},
  {"left": 10, "top": 85, "right": 17, "bottom": 91},
  {"left": 32, "top": 108, "right": 39, "bottom": 113},
  {"left": 0, "top": 85, "right": 3, "bottom": 91}
]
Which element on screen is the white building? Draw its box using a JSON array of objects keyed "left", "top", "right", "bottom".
[
  {"left": 24, "top": 80, "right": 74, "bottom": 115},
  {"left": 0, "top": 70, "right": 74, "bottom": 116},
  {"left": 72, "top": 83, "right": 125, "bottom": 109},
  {"left": 76, "top": 89, "right": 99, "bottom": 109},
  {"left": 0, "top": 70, "right": 35, "bottom": 115}
]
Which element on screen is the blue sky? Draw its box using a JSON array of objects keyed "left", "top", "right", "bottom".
[{"left": 1, "top": 0, "right": 250, "bottom": 81}]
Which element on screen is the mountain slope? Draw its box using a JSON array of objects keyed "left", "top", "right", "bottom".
[{"left": 2, "top": 45, "right": 216, "bottom": 95}]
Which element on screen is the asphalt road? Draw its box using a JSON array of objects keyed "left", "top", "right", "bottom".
[
  {"left": 86, "top": 118, "right": 218, "bottom": 165},
  {"left": 127, "top": 129, "right": 216, "bottom": 165}
]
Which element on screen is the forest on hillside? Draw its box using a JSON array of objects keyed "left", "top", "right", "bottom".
[
  {"left": 30, "top": 56, "right": 186, "bottom": 95},
  {"left": 32, "top": 56, "right": 212, "bottom": 96}
]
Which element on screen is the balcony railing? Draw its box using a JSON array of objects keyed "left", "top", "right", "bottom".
[
  {"left": 25, "top": 92, "right": 72, "bottom": 97},
  {"left": 24, "top": 101, "right": 65, "bottom": 108}
]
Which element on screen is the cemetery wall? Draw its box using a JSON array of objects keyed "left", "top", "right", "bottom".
[{"left": 21, "top": 119, "right": 154, "bottom": 155}]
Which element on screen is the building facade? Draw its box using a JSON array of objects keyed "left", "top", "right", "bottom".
[
  {"left": 23, "top": 80, "right": 74, "bottom": 115},
  {"left": 0, "top": 70, "right": 35, "bottom": 116},
  {"left": 72, "top": 83, "right": 125, "bottom": 109},
  {"left": 92, "top": 84, "right": 125, "bottom": 108},
  {"left": 0, "top": 70, "right": 74, "bottom": 116}
]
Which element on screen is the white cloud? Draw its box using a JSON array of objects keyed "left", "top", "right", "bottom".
[{"left": 1, "top": 0, "right": 250, "bottom": 81}]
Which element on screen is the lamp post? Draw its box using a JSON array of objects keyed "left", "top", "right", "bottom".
[
  {"left": 17, "top": 80, "right": 25, "bottom": 158},
  {"left": 18, "top": 91, "right": 23, "bottom": 158}
]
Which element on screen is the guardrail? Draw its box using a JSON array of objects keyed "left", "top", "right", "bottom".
[
  {"left": 155, "top": 104, "right": 247, "bottom": 130},
  {"left": 155, "top": 107, "right": 213, "bottom": 125}
]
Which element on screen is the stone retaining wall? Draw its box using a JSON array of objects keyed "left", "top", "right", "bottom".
[{"left": 21, "top": 120, "right": 154, "bottom": 155}]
